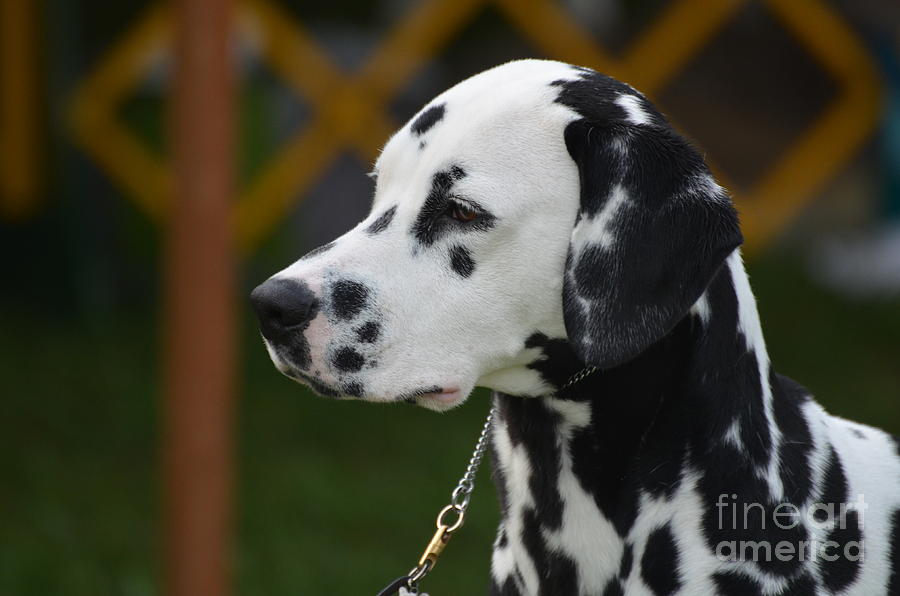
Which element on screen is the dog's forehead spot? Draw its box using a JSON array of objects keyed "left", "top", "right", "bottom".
[{"left": 410, "top": 102, "right": 446, "bottom": 136}]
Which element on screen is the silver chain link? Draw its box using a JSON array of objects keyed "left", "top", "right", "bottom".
[
  {"left": 447, "top": 365, "right": 598, "bottom": 514},
  {"left": 449, "top": 405, "right": 497, "bottom": 512},
  {"left": 399, "top": 365, "right": 600, "bottom": 593}
]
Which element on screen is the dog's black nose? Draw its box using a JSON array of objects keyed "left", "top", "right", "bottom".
[{"left": 250, "top": 278, "right": 318, "bottom": 342}]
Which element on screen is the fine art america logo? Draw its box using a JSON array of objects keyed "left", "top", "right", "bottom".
[{"left": 714, "top": 493, "right": 867, "bottom": 563}]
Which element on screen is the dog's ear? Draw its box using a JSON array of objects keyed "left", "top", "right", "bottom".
[{"left": 562, "top": 118, "right": 742, "bottom": 369}]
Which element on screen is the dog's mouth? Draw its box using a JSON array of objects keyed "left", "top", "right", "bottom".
[
  {"left": 285, "top": 369, "right": 348, "bottom": 398},
  {"left": 281, "top": 361, "right": 463, "bottom": 410},
  {"left": 412, "top": 387, "right": 464, "bottom": 411},
  {"left": 394, "top": 385, "right": 464, "bottom": 410}
]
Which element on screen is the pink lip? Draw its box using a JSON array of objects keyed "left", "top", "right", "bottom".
[{"left": 417, "top": 387, "right": 462, "bottom": 405}]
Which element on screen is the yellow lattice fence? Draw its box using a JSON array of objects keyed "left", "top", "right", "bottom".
[{"left": 62, "top": 0, "right": 882, "bottom": 253}]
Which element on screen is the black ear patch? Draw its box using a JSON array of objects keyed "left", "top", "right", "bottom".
[
  {"left": 411, "top": 103, "right": 446, "bottom": 136},
  {"left": 555, "top": 68, "right": 742, "bottom": 369},
  {"left": 449, "top": 245, "right": 475, "bottom": 277},
  {"left": 366, "top": 205, "right": 397, "bottom": 235}
]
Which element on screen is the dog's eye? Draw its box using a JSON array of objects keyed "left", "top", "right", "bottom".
[{"left": 449, "top": 201, "right": 478, "bottom": 223}]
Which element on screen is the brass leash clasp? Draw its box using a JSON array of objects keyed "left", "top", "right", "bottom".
[
  {"left": 416, "top": 504, "right": 465, "bottom": 571},
  {"left": 407, "top": 504, "right": 465, "bottom": 587}
]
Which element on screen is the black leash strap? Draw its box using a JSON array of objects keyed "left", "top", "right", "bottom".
[{"left": 375, "top": 575, "right": 413, "bottom": 596}]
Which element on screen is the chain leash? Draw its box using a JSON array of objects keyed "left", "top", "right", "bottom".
[{"left": 376, "top": 366, "right": 599, "bottom": 595}]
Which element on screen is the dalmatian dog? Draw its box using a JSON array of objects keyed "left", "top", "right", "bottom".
[{"left": 251, "top": 60, "right": 900, "bottom": 595}]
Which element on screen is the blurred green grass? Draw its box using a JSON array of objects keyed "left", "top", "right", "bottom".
[{"left": 1, "top": 256, "right": 898, "bottom": 595}]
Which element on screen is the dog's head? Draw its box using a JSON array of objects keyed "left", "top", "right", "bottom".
[{"left": 251, "top": 59, "right": 742, "bottom": 410}]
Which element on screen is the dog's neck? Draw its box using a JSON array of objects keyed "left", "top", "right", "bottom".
[{"left": 490, "top": 251, "right": 785, "bottom": 537}]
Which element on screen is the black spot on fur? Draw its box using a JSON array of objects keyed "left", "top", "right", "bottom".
[
  {"left": 355, "top": 321, "right": 380, "bottom": 343},
  {"left": 410, "top": 166, "right": 497, "bottom": 247},
  {"left": 332, "top": 347, "right": 364, "bottom": 372},
  {"left": 698, "top": 437, "right": 809, "bottom": 578},
  {"left": 601, "top": 579, "right": 624, "bottom": 596},
  {"left": 772, "top": 374, "right": 814, "bottom": 503},
  {"left": 619, "top": 543, "right": 633, "bottom": 579},
  {"left": 730, "top": 350, "right": 772, "bottom": 470},
  {"left": 489, "top": 577, "right": 520, "bottom": 596},
  {"left": 821, "top": 509, "right": 862, "bottom": 592},
  {"left": 365, "top": 205, "right": 397, "bottom": 235},
  {"left": 714, "top": 572, "right": 816, "bottom": 596},
  {"left": 496, "top": 526, "right": 508, "bottom": 549},
  {"left": 331, "top": 280, "right": 369, "bottom": 320},
  {"left": 449, "top": 245, "right": 475, "bottom": 277},
  {"left": 888, "top": 509, "right": 900, "bottom": 595},
  {"left": 411, "top": 166, "right": 466, "bottom": 246},
  {"left": 712, "top": 571, "right": 761, "bottom": 595},
  {"left": 496, "top": 395, "right": 565, "bottom": 529},
  {"left": 411, "top": 103, "right": 445, "bottom": 135},
  {"left": 519, "top": 508, "right": 580, "bottom": 595},
  {"left": 817, "top": 447, "right": 848, "bottom": 523},
  {"left": 640, "top": 524, "right": 682, "bottom": 595},
  {"left": 783, "top": 574, "right": 818, "bottom": 596},
  {"left": 286, "top": 341, "right": 312, "bottom": 371},
  {"left": 524, "top": 332, "right": 584, "bottom": 390}
]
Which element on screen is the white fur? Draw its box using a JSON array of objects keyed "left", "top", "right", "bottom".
[
  {"left": 542, "top": 399, "right": 623, "bottom": 592},
  {"left": 615, "top": 94, "right": 651, "bottom": 126},
  {"left": 262, "top": 60, "right": 584, "bottom": 409},
  {"left": 492, "top": 410, "right": 541, "bottom": 594},
  {"left": 571, "top": 183, "right": 630, "bottom": 252},
  {"left": 728, "top": 251, "right": 785, "bottom": 501}
]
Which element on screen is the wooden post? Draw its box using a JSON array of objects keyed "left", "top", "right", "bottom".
[
  {"left": 163, "top": 1, "right": 235, "bottom": 595},
  {"left": 0, "top": 0, "right": 39, "bottom": 218}
]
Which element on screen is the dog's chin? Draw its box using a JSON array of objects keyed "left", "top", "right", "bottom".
[
  {"left": 284, "top": 370, "right": 347, "bottom": 399},
  {"left": 279, "top": 366, "right": 468, "bottom": 411},
  {"left": 411, "top": 388, "right": 467, "bottom": 412}
]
